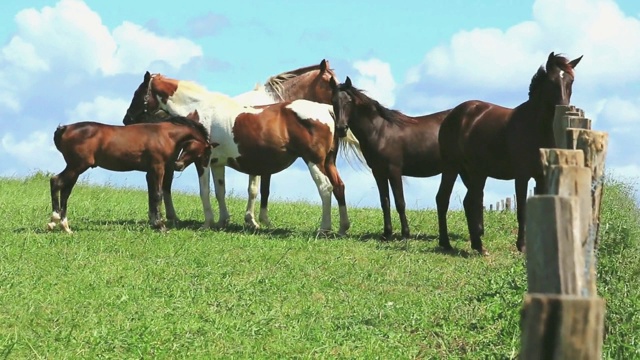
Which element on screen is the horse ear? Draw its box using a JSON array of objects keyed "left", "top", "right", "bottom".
[
  {"left": 330, "top": 76, "right": 338, "bottom": 91},
  {"left": 569, "top": 55, "right": 583, "bottom": 69},
  {"left": 345, "top": 76, "right": 353, "bottom": 88},
  {"left": 320, "top": 59, "right": 328, "bottom": 73},
  {"left": 144, "top": 71, "right": 151, "bottom": 82},
  {"left": 545, "top": 52, "right": 556, "bottom": 71},
  {"left": 186, "top": 109, "right": 200, "bottom": 122}
]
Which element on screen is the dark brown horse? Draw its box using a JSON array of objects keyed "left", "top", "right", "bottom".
[
  {"left": 330, "top": 76, "right": 452, "bottom": 239},
  {"left": 437, "top": 52, "right": 582, "bottom": 254},
  {"left": 123, "top": 59, "right": 344, "bottom": 228},
  {"left": 47, "top": 113, "right": 214, "bottom": 233}
]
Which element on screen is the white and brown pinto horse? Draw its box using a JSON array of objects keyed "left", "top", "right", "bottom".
[
  {"left": 123, "top": 72, "right": 361, "bottom": 234},
  {"left": 124, "top": 60, "right": 359, "bottom": 230}
]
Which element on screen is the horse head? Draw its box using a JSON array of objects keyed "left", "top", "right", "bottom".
[
  {"left": 123, "top": 71, "right": 177, "bottom": 125},
  {"left": 536, "top": 52, "right": 583, "bottom": 106},
  {"left": 330, "top": 76, "right": 354, "bottom": 138},
  {"left": 267, "top": 59, "right": 338, "bottom": 105}
]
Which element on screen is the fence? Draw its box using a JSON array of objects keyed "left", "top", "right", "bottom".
[{"left": 519, "top": 105, "right": 608, "bottom": 358}]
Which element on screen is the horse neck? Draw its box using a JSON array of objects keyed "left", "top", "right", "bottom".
[
  {"left": 527, "top": 93, "right": 560, "bottom": 148},
  {"left": 349, "top": 103, "right": 384, "bottom": 145},
  {"left": 274, "top": 72, "right": 329, "bottom": 104},
  {"left": 169, "top": 125, "right": 204, "bottom": 147}
]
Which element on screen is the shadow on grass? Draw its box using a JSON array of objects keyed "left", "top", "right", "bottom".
[{"left": 350, "top": 231, "right": 466, "bottom": 243}]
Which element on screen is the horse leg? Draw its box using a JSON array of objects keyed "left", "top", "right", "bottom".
[
  {"left": 388, "top": 167, "right": 410, "bottom": 239},
  {"left": 515, "top": 177, "right": 529, "bottom": 252},
  {"left": 59, "top": 169, "right": 82, "bottom": 234},
  {"left": 48, "top": 170, "right": 65, "bottom": 230},
  {"left": 244, "top": 174, "right": 261, "bottom": 230},
  {"left": 259, "top": 174, "right": 272, "bottom": 226},
  {"left": 198, "top": 164, "right": 215, "bottom": 229},
  {"left": 436, "top": 170, "right": 458, "bottom": 250},
  {"left": 307, "top": 161, "right": 333, "bottom": 234},
  {"left": 211, "top": 166, "right": 230, "bottom": 228},
  {"left": 162, "top": 167, "right": 179, "bottom": 226},
  {"left": 372, "top": 170, "right": 393, "bottom": 240},
  {"left": 146, "top": 169, "right": 166, "bottom": 231},
  {"left": 463, "top": 173, "right": 488, "bottom": 255},
  {"left": 324, "top": 155, "right": 350, "bottom": 236}
]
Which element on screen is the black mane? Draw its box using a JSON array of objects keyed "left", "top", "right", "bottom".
[{"left": 340, "top": 84, "right": 416, "bottom": 126}]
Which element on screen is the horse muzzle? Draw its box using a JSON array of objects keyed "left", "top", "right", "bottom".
[
  {"left": 336, "top": 126, "right": 349, "bottom": 138},
  {"left": 174, "top": 161, "right": 186, "bottom": 171}
]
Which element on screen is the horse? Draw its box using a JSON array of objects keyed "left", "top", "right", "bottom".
[
  {"left": 123, "top": 72, "right": 362, "bottom": 234},
  {"left": 437, "top": 52, "right": 583, "bottom": 255},
  {"left": 122, "top": 59, "right": 356, "bottom": 229},
  {"left": 330, "top": 76, "right": 452, "bottom": 239},
  {"left": 47, "top": 112, "right": 214, "bottom": 233}
]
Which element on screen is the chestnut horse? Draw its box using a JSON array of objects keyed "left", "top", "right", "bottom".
[
  {"left": 47, "top": 113, "right": 213, "bottom": 233},
  {"left": 123, "top": 60, "right": 354, "bottom": 228},
  {"left": 330, "top": 76, "right": 452, "bottom": 239},
  {"left": 437, "top": 52, "right": 582, "bottom": 254},
  {"left": 123, "top": 73, "right": 362, "bottom": 234}
]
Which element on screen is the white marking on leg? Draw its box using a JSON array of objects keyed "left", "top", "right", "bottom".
[
  {"left": 259, "top": 207, "right": 272, "bottom": 227},
  {"left": 307, "top": 162, "right": 333, "bottom": 232},
  {"left": 338, "top": 205, "right": 350, "bottom": 235},
  {"left": 287, "top": 100, "right": 335, "bottom": 136},
  {"left": 47, "top": 211, "right": 61, "bottom": 231},
  {"left": 60, "top": 217, "right": 72, "bottom": 234},
  {"left": 244, "top": 175, "right": 260, "bottom": 229},
  {"left": 198, "top": 167, "right": 215, "bottom": 229},
  {"left": 212, "top": 166, "right": 230, "bottom": 228}
]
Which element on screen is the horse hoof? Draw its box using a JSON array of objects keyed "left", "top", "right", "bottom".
[
  {"left": 316, "top": 229, "right": 332, "bottom": 238},
  {"left": 439, "top": 243, "right": 454, "bottom": 252},
  {"left": 46, "top": 222, "right": 57, "bottom": 231},
  {"left": 244, "top": 221, "right": 260, "bottom": 231},
  {"left": 473, "top": 248, "right": 489, "bottom": 256},
  {"left": 214, "top": 219, "right": 230, "bottom": 229}
]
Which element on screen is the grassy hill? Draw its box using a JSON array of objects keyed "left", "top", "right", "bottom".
[{"left": 0, "top": 173, "right": 638, "bottom": 358}]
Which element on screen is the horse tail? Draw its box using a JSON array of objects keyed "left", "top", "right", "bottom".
[
  {"left": 53, "top": 125, "right": 67, "bottom": 151},
  {"left": 337, "top": 129, "right": 369, "bottom": 172}
]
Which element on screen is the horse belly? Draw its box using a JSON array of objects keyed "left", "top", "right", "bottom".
[{"left": 231, "top": 149, "right": 296, "bottom": 175}]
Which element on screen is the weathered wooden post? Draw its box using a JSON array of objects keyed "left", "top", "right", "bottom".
[
  {"left": 505, "top": 197, "right": 512, "bottom": 212},
  {"left": 520, "top": 105, "right": 607, "bottom": 359}
]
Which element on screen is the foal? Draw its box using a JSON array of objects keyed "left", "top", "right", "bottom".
[{"left": 47, "top": 113, "right": 213, "bottom": 233}]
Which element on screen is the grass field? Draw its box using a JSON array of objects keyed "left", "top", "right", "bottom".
[{"left": 0, "top": 172, "right": 638, "bottom": 359}]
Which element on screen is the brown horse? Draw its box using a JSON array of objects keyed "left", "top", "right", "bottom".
[
  {"left": 123, "top": 73, "right": 362, "bottom": 234},
  {"left": 123, "top": 59, "right": 344, "bottom": 228},
  {"left": 437, "top": 52, "right": 583, "bottom": 254},
  {"left": 47, "top": 112, "right": 214, "bottom": 233},
  {"left": 330, "top": 76, "right": 452, "bottom": 239}
]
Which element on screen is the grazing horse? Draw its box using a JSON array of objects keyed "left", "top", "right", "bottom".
[
  {"left": 47, "top": 113, "right": 213, "bottom": 233},
  {"left": 123, "top": 59, "right": 354, "bottom": 229},
  {"left": 330, "top": 76, "right": 452, "bottom": 239},
  {"left": 123, "top": 72, "right": 362, "bottom": 234},
  {"left": 437, "top": 52, "right": 582, "bottom": 254}
]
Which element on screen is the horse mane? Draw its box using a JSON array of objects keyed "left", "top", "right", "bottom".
[
  {"left": 528, "top": 54, "right": 574, "bottom": 98},
  {"left": 163, "top": 115, "right": 210, "bottom": 141},
  {"left": 264, "top": 64, "right": 335, "bottom": 100},
  {"left": 341, "top": 84, "right": 417, "bottom": 126}
]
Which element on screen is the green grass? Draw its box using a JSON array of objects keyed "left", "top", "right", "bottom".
[{"left": 0, "top": 172, "right": 638, "bottom": 359}]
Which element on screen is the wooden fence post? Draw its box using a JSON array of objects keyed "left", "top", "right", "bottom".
[
  {"left": 521, "top": 294, "right": 605, "bottom": 359},
  {"left": 520, "top": 104, "right": 607, "bottom": 359}
]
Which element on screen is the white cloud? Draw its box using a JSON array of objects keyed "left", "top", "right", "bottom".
[
  {"left": 0, "top": 131, "right": 63, "bottom": 172},
  {"left": 0, "top": 0, "right": 203, "bottom": 114},
  {"left": 68, "top": 96, "right": 130, "bottom": 125},
  {"left": 352, "top": 58, "right": 396, "bottom": 107},
  {"left": 408, "top": 0, "right": 640, "bottom": 93}
]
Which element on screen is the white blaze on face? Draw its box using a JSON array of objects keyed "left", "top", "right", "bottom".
[
  {"left": 286, "top": 100, "right": 335, "bottom": 136},
  {"left": 559, "top": 70, "right": 565, "bottom": 79}
]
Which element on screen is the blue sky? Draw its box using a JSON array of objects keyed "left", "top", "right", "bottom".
[{"left": 1, "top": 0, "right": 640, "bottom": 213}]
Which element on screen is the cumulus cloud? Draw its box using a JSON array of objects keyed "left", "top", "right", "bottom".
[
  {"left": 67, "top": 96, "right": 130, "bottom": 125},
  {"left": 1, "top": 131, "right": 63, "bottom": 172},
  {"left": 352, "top": 58, "right": 397, "bottom": 107}
]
